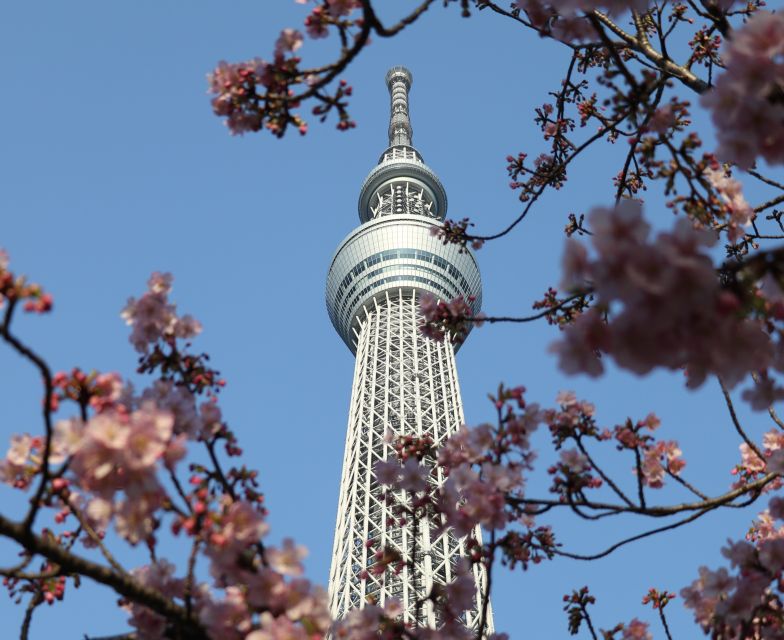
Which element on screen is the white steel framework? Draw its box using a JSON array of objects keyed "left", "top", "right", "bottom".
[
  {"left": 326, "top": 66, "right": 492, "bottom": 634},
  {"left": 328, "top": 290, "right": 493, "bottom": 632}
]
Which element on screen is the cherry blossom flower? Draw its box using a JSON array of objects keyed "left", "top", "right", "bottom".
[
  {"left": 444, "top": 572, "right": 477, "bottom": 613},
  {"left": 200, "top": 586, "right": 252, "bottom": 640},
  {"left": 639, "top": 441, "right": 684, "bottom": 489},
  {"left": 0, "top": 434, "right": 37, "bottom": 488},
  {"left": 701, "top": 11, "right": 784, "bottom": 168},
  {"left": 114, "top": 493, "right": 161, "bottom": 545},
  {"left": 304, "top": 6, "right": 330, "bottom": 39},
  {"left": 274, "top": 29, "right": 303, "bottom": 56},
  {"left": 559, "top": 448, "right": 589, "bottom": 473},
  {"left": 741, "top": 373, "right": 784, "bottom": 412},
  {"left": 121, "top": 272, "right": 201, "bottom": 354},
  {"left": 419, "top": 293, "right": 482, "bottom": 344},
  {"left": 267, "top": 538, "right": 308, "bottom": 576},
  {"left": 703, "top": 166, "right": 755, "bottom": 242},
  {"left": 122, "top": 560, "right": 185, "bottom": 639},
  {"left": 622, "top": 619, "right": 652, "bottom": 640},
  {"left": 247, "top": 612, "right": 311, "bottom": 640},
  {"left": 325, "top": 0, "right": 360, "bottom": 17},
  {"left": 553, "top": 201, "right": 771, "bottom": 390},
  {"left": 219, "top": 500, "right": 270, "bottom": 547},
  {"left": 142, "top": 380, "right": 200, "bottom": 438}
]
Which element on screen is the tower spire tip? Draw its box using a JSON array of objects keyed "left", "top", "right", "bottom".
[{"left": 386, "top": 66, "right": 414, "bottom": 147}]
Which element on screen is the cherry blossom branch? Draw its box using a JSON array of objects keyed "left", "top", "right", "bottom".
[
  {"left": 754, "top": 194, "right": 784, "bottom": 214},
  {"left": 472, "top": 293, "right": 591, "bottom": 324},
  {"left": 0, "top": 513, "right": 209, "bottom": 639},
  {"left": 554, "top": 507, "right": 715, "bottom": 560},
  {"left": 748, "top": 169, "right": 784, "bottom": 192},
  {"left": 718, "top": 377, "right": 765, "bottom": 460},
  {"left": 167, "top": 468, "right": 193, "bottom": 516},
  {"left": 360, "top": 0, "right": 436, "bottom": 37},
  {"left": 657, "top": 605, "right": 674, "bottom": 640},
  {"left": 590, "top": 9, "right": 709, "bottom": 93},
  {"left": 665, "top": 467, "right": 709, "bottom": 501},
  {"left": 291, "top": 0, "right": 435, "bottom": 104},
  {"left": 633, "top": 446, "right": 647, "bottom": 509},
  {"left": 20, "top": 590, "right": 43, "bottom": 640},
  {"left": 0, "top": 299, "right": 55, "bottom": 534},
  {"left": 575, "top": 439, "right": 635, "bottom": 508},
  {"left": 472, "top": 108, "right": 636, "bottom": 242},
  {"left": 476, "top": 530, "right": 494, "bottom": 640},
  {"left": 184, "top": 538, "right": 200, "bottom": 620},
  {"left": 63, "top": 495, "right": 128, "bottom": 577},
  {"left": 510, "top": 471, "right": 775, "bottom": 516},
  {"left": 768, "top": 406, "right": 784, "bottom": 431}
]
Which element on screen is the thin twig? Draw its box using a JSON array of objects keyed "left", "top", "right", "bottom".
[{"left": 718, "top": 377, "right": 765, "bottom": 460}]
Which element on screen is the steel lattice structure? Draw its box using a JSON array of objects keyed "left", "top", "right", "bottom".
[{"left": 326, "top": 67, "right": 493, "bottom": 633}]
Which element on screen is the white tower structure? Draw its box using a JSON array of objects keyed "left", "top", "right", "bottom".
[{"left": 326, "top": 67, "right": 493, "bottom": 633}]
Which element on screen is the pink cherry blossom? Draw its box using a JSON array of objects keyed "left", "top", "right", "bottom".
[
  {"left": 122, "top": 560, "right": 184, "bottom": 639},
  {"left": 549, "top": 309, "right": 607, "bottom": 377},
  {"left": 553, "top": 201, "right": 772, "bottom": 390},
  {"left": 622, "top": 619, "right": 652, "bottom": 640},
  {"left": 267, "top": 538, "right": 308, "bottom": 576},
  {"left": 0, "top": 434, "right": 37, "bottom": 488},
  {"left": 246, "top": 612, "right": 311, "bottom": 640},
  {"left": 65, "top": 403, "right": 173, "bottom": 496},
  {"left": 559, "top": 449, "right": 589, "bottom": 473},
  {"left": 703, "top": 167, "right": 755, "bottom": 242},
  {"left": 701, "top": 12, "right": 784, "bottom": 168},
  {"left": 142, "top": 380, "right": 200, "bottom": 438},
  {"left": 398, "top": 457, "right": 429, "bottom": 493},
  {"left": 721, "top": 539, "right": 756, "bottom": 569},
  {"left": 741, "top": 373, "right": 784, "bottom": 412},
  {"left": 121, "top": 272, "right": 201, "bottom": 353},
  {"left": 325, "top": 0, "right": 360, "bottom": 17},
  {"left": 304, "top": 7, "right": 330, "bottom": 39},
  {"left": 200, "top": 586, "right": 252, "bottom": 640},
  {"left": 444, "top": 572, "right": 477, "bottom": 613},
  {"left": 220, "top": 500, "right": 270, "bottom": 546},
  {"left": 275, "top": 29, "right": 304, "bottom": 56},
  {"left": 770, "top": 497, "right": 784, "bottom": 521},
  {"left": 114, "top": 493, "right": 161, "bottom": 545},
  {"left": 758, "top": 538, "right": 784, "bottom": 574}
]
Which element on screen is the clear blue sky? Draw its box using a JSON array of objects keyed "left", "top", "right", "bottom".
[{"left": 0, "top": 1, "right": 779, "bottom": 637}]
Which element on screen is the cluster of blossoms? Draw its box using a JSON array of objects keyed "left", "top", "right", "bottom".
[
  {"left": 419, "top": 293, "right": 483, "bottom": 345},
  {"left": 531, "top": 287, "right": 591, "bottom": 329},
  {"left": 0, "top": 249, "right": 52, "bottom": 314},
  {"left": 50, "top": 403, "right": 182, "bottom": 545},
  {"left": 552, "top": 200, "right": 773, "bottom": 393},
  {"left": 613, "top": 413, "right": 685, "bottom": 489},
  {"left": 122, "top": 272, "right": 202, "bottom": 354},
  {"left": 208, "top": 29, "right": 307, "bottom": 138},
  {"left": 0, "top": 270, "right": 338, "bottom": 640},
  {"left": 682, "top": 496, "right": 784, "bottom": 636},
  {"left": 436, "top": 386, "right": 540, "bottom": 536},
  {"left": 733, "top": 428, "right": 784, "bottom": 490},
  {"left": 703, "top": 166, "right": 755, "bottom": 242},
  {"left": 429, "top": 218, "right": 483, "bottom": 252},
  {"left": 563, "top": 587, "right": 655, "bottom": 639},
  {"left": 702, "top": 11, "right": 784, "bottom": 169}
]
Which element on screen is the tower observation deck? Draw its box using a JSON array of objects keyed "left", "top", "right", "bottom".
[{"left": 326, "top": 66, "right": 493, "bottom": 633}]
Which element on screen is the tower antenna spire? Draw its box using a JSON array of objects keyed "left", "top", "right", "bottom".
[{"left": 385, "top": 66, "right": 413, "bottom": 147}]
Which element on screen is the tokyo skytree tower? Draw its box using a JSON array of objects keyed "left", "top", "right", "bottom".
[{"left": 325, "top": 67, "right": 493, "bottom": 633}]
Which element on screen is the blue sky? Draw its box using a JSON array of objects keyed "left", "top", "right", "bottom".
[{"left": 1, "top": 1, "right": 781, "bottom": 637}]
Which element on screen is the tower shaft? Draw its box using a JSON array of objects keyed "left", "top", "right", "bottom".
[{"left": 328, "top": 290, "right": 493, "bottom": 632}]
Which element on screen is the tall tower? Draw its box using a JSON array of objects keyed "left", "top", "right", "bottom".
[{"left": 326, "top": 67, "right": 493, "bottom": 633}]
